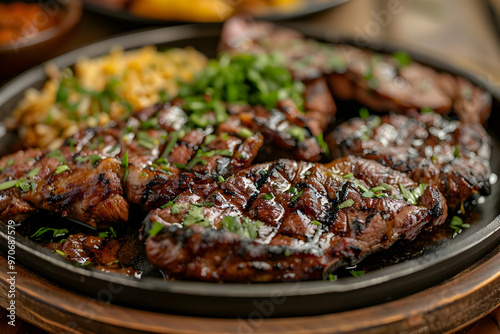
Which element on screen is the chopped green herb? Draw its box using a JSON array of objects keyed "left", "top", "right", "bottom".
[
  {"left": 454, "top": 145, "right": 460, "bottom": 158},
  {"left": 148, "top": 221, "right": 164, "bottom": 236},
  {"left": 55, "top": 165, "right": 70, "bottom": 175},
  {"left": 55, "top": 250, "right": 66, "bottom": 257},
  {"left": 218, "top": 175, "right": 225, "bottom": 183},
  {"left": 47, "top": 149, "right": 66, "bottom": 163},
  {"left": 204, "top": 134, "right": 217, "bottom": 146},
  {"left": 183, "top": 205, "right": 211, "bottom": 227},
  {"left": 399, "top": 183, "right": 416, "bottom": 204},
  {"left": 287, "top": 126, "right": 306, "bottom": 142},
  {"left": 304, "top": 170, "right": 312, "bottom": 176},
  {"left": 6, "top": 159, "right": 14, "bottom": 167},
  {"left": 421, "top": 107, "right": 435, "bottom": 114},
  {"left": 221, "top": 215, "right": 263, "bottom": 239},
  {"left": 137, "top": 131, "right": 156, "bottom": 150},
  {"left": 82, "top": 261, "right": 91, "bottom": 266},
  {"left": 262, "top": 193, "right": 275, "bottom": 200},
  {"left": 67, "top": 138, "right": 77, "bottom": 152},
  {"left": 171, "top": 203, "right": 180, "bottom": 215},
  {"left": 238, "top": 128, "right": 254, "bottom": 139},
  {"left": 284, "top": 250, "right": 291, "bottom": 257},
  {"left": 359, "top": 107, "right": 370, "bottom": 119},
  {"left": 291, "top": 190, "right": 304, "bottom": 202},
  {"left": 311, "top": 220, "right": 321, "bottom": 226},
  {"left": 350, "top": 270, "right": 365, "bottom": 277},
  {"left": 450, "top": 215, "right": 470, "bottom": 233},
  {"left": 161, "top": 201, "right": 174, "bottom": 209},
  {"left": 316, "top": 133, "right": 329, "bottom": 155},
  {"left": 286, "top": 187, "right": 297, "bottom": 194},
  {"left": 26, "top": 166, "right": 41, "bottom": 178},
  {"left": 342, "top": 173, "right": 354, "bottom": 179},
  {"left": 140, "top": 118, "right": 158, "bottom": 130},
  {"left": 338, "top": 199, "right": 355, "bottom": 209},
  {"left": 122, "top": 150, "right": 129, "bottom": 182},
  {"left": 30, "top": 227, "right": 68, "bottom": 242},
  {"left": 161, "top": 131, "right": 181, "bottom": 159},
  {"left": 392, "top": 51, "right": 411, "bottom": 68},
  {"left": 75, "top": 154, "right": 101, "bottom": 167},
  {"left": 221, "top": 133, "right": 229, "bottom": 141},
  {"left": 328, "top": 274, "right": 338, "bottom": 281}
]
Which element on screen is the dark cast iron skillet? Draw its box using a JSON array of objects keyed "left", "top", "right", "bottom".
[{"left": 0, "top": 23, "right": 499, "bottom": 318}]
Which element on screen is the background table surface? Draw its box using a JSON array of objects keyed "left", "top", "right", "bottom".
[{"left": 1, "top": 0, "right": 500, "bottom": 333}]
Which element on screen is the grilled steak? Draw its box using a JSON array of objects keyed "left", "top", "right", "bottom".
[
  {"left": 220, "top": 16, "right": 491, "bottom": 124},
  {"left": 330, "top": 111, "right": 491, "bottom": 210},
  {"left": 143, "top": 156, "right": 447, "bottom": 282}
]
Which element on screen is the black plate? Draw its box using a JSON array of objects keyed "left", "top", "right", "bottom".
[
  {"left": 0, "top": 24, "right": 500, "bottom": 318},
  {"left": 83, "top": 0, "right": 349, "bottom": 24}
]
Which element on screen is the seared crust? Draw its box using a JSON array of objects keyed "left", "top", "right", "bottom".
[
  {"left": 330, "top": 111, "right": 491, "bottom": 209},
  {"left": 143, "top": 157, "right": 447, "bottom": 282}
]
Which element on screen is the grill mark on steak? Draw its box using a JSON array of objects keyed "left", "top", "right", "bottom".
[
  {"left": 329, "top": 111, "right": 491, "bottom": 210},
  {"left": 142, "top": 156, "right": 447, "bottom": 282}
]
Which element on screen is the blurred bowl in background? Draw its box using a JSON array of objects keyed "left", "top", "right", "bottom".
[{"left": 0, "top": 0, "right": 82, "bottom": 79}]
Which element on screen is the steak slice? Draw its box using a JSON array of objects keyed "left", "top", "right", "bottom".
[
  {"left": 219, "top": 16, "right": 491, "bottom": 124},
  {"left": 330, "top": 111, "right": 491, "bottom": 210},
  {"left": 142, "top": 157, "right": 447, "bottom": 282}
]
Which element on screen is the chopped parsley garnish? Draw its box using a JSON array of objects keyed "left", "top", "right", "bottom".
[
  {"left": 122, "top": 150, "right": 129, "bottom": 182},
  {"left": 262, "top": 193, "right": 274, "bottom": 200},
  {"left": 183, "top": 205, "right": 211, "bottom": 227},
  {"left": 338, "top": 199, "right": 355, "bottom": 209},
  {"left": 148, "top": 221, "right": 164, "bottom": 236},
  {"left": 221, "top": 215, "right": 263, "bottom": 239},
  {"left": 350, "top": 270, "right": 365, "bottom": 277},
  {"left": 178, "top": 53, "right": 305, "bottom": 117},
  {"left": 55, "top": 165, "right": 70, "bottom": 175}
]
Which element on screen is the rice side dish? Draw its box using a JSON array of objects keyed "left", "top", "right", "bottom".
[{"left": 7, "top": 46, "right": 208, "bottom": 149}]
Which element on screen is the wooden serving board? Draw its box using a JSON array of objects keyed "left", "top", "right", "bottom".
[{"left": 0, "top": 245, "right": 499, "bottom": 334}]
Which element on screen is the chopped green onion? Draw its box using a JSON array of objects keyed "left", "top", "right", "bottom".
[
  {"left": 328, "top": 274, "right": 338, "bottom": 281},
  {"left": 342, "top": 173, "right": 354, "bottom": 179},
  {"left": 316, "top": 133, "right": 329, "bottom": 155},
  {"left": 55, "top": 165, "right": 70, "bottom": 175},
  {"left": 454, "top": 145, "right": 460, "bottom": 158},
  {"left": 183, "top": 205, "right": 211, "bottom": 227},
  {"left": 55, "top": 250, "right": 66, "bottom": 257},
  {"left": 238, "top": 128, "right": 254, "bottom": 139},
  {"left": 338, "top": 199, "right": 355, "bottom": 209},
  {"left": 311, "top": 220, "right": 321, "bottom": 226},
  {"left": 359, "top": 107, "right": 370, "bottom": 119},
  {"left": 122, "top": 150, "right": 129, "bottom": 182},
  {"left": 6, "top": 159, "right": 14, "bottom": 167},
  {"left": 262, "top": 193, "right": 274, "bottom": 200},
  {"left": 47, "top": 149, "right": 66, "bottom": 163},
  {"left": 26, "top": 167, "right": 41, "bottom": 178},
  {"left": 148, "top": 221, "right": 164, "bottom": 236},
  {"left": 392, "top": 51, "right": 411, "bottom": 68},
  {"left": 291, "top": 190, "right": 304, "bottom": 202},
  {"left": 350, "top": 270, "right": 365, "bottom": 277},
  {"left": 287, "top": 126, "right": 306, "bottom": 142}
]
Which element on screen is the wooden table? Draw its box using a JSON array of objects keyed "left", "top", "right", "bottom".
[{"left": 1, "top": 0, "right": 500, "bottom": 332}]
